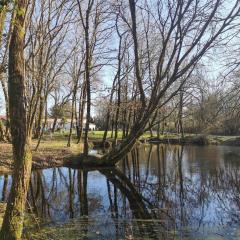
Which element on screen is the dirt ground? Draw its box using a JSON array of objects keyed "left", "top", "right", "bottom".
[{"left": 0, "top": 141, "right": 83, "bottom": 174}]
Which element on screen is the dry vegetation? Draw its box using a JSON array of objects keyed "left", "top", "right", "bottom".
[{"left": 0, "top": 139, "right": 83, "bottom": 173}]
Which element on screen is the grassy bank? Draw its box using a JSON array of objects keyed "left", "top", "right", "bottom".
[
  {"left": 88, "top": 131, "right": 240, "bottom": 146},
  {"left": 0, "top": 138, "right": 84, "bottom": 174},
  {"left": 148, "top": 133, "right": 240, "bottom": 146}
]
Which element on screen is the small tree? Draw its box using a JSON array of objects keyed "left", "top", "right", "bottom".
[{"left": 49, "top": 102, "right": 71, "bottom": 132}]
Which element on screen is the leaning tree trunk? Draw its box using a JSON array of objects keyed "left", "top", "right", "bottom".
[
  {"left": 79, "top": 113, "right": 150, "bottom": 167},
  {"left": 0, "top": 1, "right": 32, "bottom": 239}
]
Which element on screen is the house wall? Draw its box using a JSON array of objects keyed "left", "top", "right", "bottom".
[{"left": 44, "top": 118, "right": 96, "bottom": 131}]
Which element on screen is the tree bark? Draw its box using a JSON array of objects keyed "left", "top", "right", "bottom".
[
  {"left": 178, "top": 88, "right": 184, "bottom": 139},
  {"left": 77, "top": 83, "right": 86, "bottom": 144},
  {"left": 83, "top": 6, "right": 92, "bottom": 156},
  {"left": 0, "top": 120, "right": 5, "bottom": 141},
  {"left": 34, "top": 95, "right": 44, "bottom": 139},
  {"left": 0, "top": 1, "right": 32, "bottom": 239},
  {"left": 51, "top": 116, "right": 58, "bottom": 133},
  {"left": 67, "top": 95, "right": 76, "bottom": 147}
]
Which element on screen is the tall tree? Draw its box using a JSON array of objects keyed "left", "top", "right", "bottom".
[
  {"left": 0, "top": 0, "right": 33, "bottom": 239},
  {"left": 79, "top": 0, "right": 240, "bottom": 166},
  {"left": 77, "top": 0, "right": 94, "bottom": 155}
]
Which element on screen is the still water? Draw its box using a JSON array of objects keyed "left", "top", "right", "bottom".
[{"left": 1, "top": 144, "right": 240, "bottom": 239}]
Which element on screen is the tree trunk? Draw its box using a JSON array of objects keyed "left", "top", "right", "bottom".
[
  {"left": 51, "top": 116, "right": 58, "bottom": 133},
  {"left": 34, "top": 95, "right": 44, "bottom": 139},
  {"left": 0, "top": 1, "right": 32, "bottom": 239},
  {"left": 80, "top": 115, "right": 150, "bottom": 167},
  {"left": 102, "top": 80, "right": 116, "bottom": 146},
  {"left": 178, "top": 89, "right": 184, "bottom": 139},
  {"left": 157, "top": 122, "right": 160, "bottom": 139},
  {"left": 67, "top": 96, "right": 76, "bottom": 147},
  {"left": 77, "top": 84, "right": 86, "bottom": 144},
  {"left": 0, "top": 120, "right": 5, "bottom": 141},
  {"left": 84, "top": 24, "right": 91, "bottom": 155},
  {"left": 35, "top": 100, "right": 48, "bottom": 151},
  {"left": 0, "top": 3, "right": 7, "bottom": 41}
]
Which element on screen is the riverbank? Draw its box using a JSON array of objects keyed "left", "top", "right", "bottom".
[
  {"left": 0, "top": 140, "right": 82, "bottom": 174},
  {"left": 0, "top": 131, "right": 150, "bottom": 173},
  {"left": 89, "top": 131, "right": 240, "bottom": 146},
  {"left": 148, "top": 134, "right": 240, "bottom": 146},
  {"left": 1, "top": 132, "right": 240, "bottom": 174}
]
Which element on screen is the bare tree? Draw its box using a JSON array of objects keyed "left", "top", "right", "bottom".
[{"left": 79, "top": 0, "right": 240, "bottom": 166}]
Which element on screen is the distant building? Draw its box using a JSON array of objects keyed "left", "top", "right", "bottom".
[{"left": 0, "top": 115, "right": 96, "bottom": 131}]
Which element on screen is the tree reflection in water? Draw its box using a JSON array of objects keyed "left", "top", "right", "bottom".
[{"left": 1, "top": 144, "right": 240, "bottom": 239}]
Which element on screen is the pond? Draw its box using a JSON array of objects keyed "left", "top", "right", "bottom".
[{"left": 1, "top": 144, "right": 240, "bottom": 239}]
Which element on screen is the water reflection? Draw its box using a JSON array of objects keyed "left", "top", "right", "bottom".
[{"left": 1, "top": 144, "right": 240, "bottom": 239}]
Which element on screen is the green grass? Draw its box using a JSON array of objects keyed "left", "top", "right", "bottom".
[
  {"left": 88, "top": 130, "right": 114, "bottom": 139},
  {"left": 34, "top": 131, "right": 240, "bottom": 146},
  {"left": 42, "top": 130, "right": 156, "bottom": 141}
]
